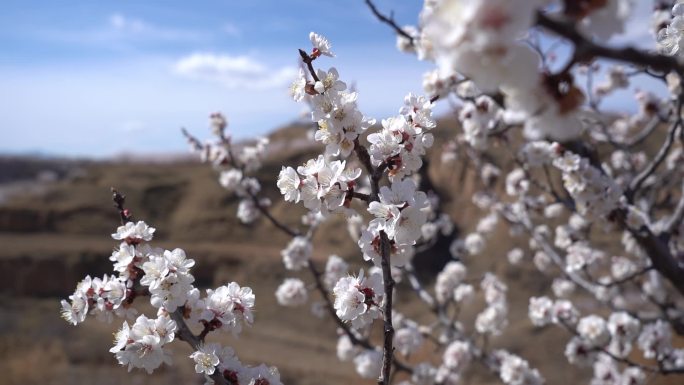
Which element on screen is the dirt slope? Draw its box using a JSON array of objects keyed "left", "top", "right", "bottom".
[{"left": 0, "top": 121, "right": 679, "bottom": 385}]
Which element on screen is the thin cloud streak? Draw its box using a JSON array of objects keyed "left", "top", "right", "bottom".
[
  {"left": 29, "top": 13, "right": 211, "bottom": 47},
  {"left": 173, "top": 53, "right": 297, "bottom": 90}
]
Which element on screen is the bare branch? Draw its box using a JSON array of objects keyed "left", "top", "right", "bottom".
[
  {"left": 170, "top": 310, "right": 230, "bottom": 385},
  {"left": 364, "top": 0, "right": 415, "bottom": 45},
  {"left": 181, "top": 127, "right": 204, "bottom": 152},
  {"left": 404, "top": 263, "right": 437, "bottom": 311},
  {"left": 625, "top": 116, "right": 664, "bottom": 148},
  {"left": 593, "top": 267, "right": 654, "bottom": 288},
  {"left": 626, "top": 120, "right": 680, "bottom": 201},
  {"left": 248, "top": 190, "right": 301, "bottom": 238},
  {"left": 629, "top": 223, "right": 684, "bottom": 296},
  {"left": 378, "top": 230, "right": 395, "bottom": 384},
  {"left": 306, "top": 259, "right": 412, "bottom": 374},
  {"left": 535, "top": 11, "right": 683, "bottom": 75},
  {"left": 299, "top": 49, "right": 320, "bottom": 82},
  {"left": 349, "top": 191, "right": 371, "bottom": 202},
  {"left": 665, "top": 181, "right": 684, "bottom": 234},
  {"left": 111, "top": 188, "right": 133, "bottom": 225},
  {"left": 185, "top": 126, "right": 304, "bottom": 238}
]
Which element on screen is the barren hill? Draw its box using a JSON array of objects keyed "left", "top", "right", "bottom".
[{"left": 0, "top": 121, "right": 678, "bottom": 385}]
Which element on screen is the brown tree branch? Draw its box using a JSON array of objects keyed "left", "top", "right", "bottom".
[
  {"left": 306, "top": 259, "right": 412, "bottom": 374},
  {"left": 364, "top": 0, "right": 415, "bottom": 45},
  {"left": 110, "top": 189, "right": 228, "bottom": 383},
  {"left": 350, "top": 191, "right": 371, "bottom": 202},
  {"left": 299, "top": 49, "right": 320, "bottom": 82},
  {"left": 297, "top": 51, "right": 400, "bottom": 382},
  {"left": 626, "top": 120, "right": 681, "bottom": 201},
  {"left": 248, "top": 190, "right": 301, "bottom": 237},
  {"left": 182, "top": 127, "right": 303, "bottom": 238},
  {"left": 535, "top": 11, "right": 684, "bottom": 75},
  {"left": 629, "top": 223, "right": 684, "bottom": 296},
  {"left": 181, "top": 127, "right": 204, "bottom": 152},
  {"left": 170, "top": 310, "right": 230, "bottom": 385},
  {"left": 665, "top": 181, "right": 684, "bottom": 234},
  {"left": 184, "top": 119, "right": 411, "bottom": 379},
  {"left": 111, "top": 188, "right": 133, "bottom": 225},
  {"left": 378, "top": 230, "right": 395, "bottom": 384},
  {"left": 625, "top": 116, "right": 664, "bottom": 148}
]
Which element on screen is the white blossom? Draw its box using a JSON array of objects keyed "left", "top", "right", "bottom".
[
  {"left": 219, "top": 169, "right": 243, "bottom": 191},
  {"left": 310, "top": 32, "right": 334, "bottom": 57},
  {"left": 201, "top": 282, "right": 255, "bottom": 335},
  {"left": 621, "top": 367, "right": 646, "bottom": 385},
  {"left": 275, "top": 278, "right": 308, "bottom": 307},
  {"left": 394, "top": 325, "right": 424, "bottom": 356},
  {"left": 60, "top": 293, "right": 89, "bottom": 325},
  {"left": 247, "top": 364, "right": 283, "bottom": 385},
  {"left": 337, "top": 334, "right": 358, "bottom": 362},
  {"left": 289, "top": 68, "right": 308, "bottom": 102},
  {"left": 353, "top": 349, "right": 383, "bottom": 379},
  {"left": 442, "top": 340, "right": 471, "bottom": 372},
  {"left": 141, "top": 248, "right": 195, "bottom": 312},
  {"left": 565, "top": 336, "right": 598, "bottom": 367},
  {"left": 112, "top": 221, "right": 156, "bottom": 244},
  {"left": 551, "top": 279, "right": 576, "bottom": 298},
  {"left": 464, "top": 232, "right": 485, "bottom": 255},
  {"left": 454, "top": 284, "right": 474, "bottom": 303},
  {"left": 324, "top": 254, "right": 349, "bottom": 289},
  {"left": 637, "top": 320, "right": 672, "bottom": 359},
  {"left": 281, "top": 236, "right": 312, "bottom": 271},
  {"left": 507, "top": 248, "right": 524, "bottom": 265},
  {"left": 498, "top": 351, "right": 544, "bottom": 385},
  {"left": 110, "top": 314, "right": 175, "bottom": 374},
  {"left": 578, "top": 315, "right": 610, "bottom": 347},
  {"left": 475, "top": 304, "right": 508, "bottom": 335},
  {"left": 333, "top": 269, "right": 383, "bottom": 326},
  {"left": 411, "top": 362, "right": 438, "bottom": 385},
  {"left": 528, "top": 296, "right": 554, "bottom": 327},
  {"left": 435, "top": 261, "right": 467, "bottom": 303},
  {"left": 190, "top": 344, "right": 221, "bottom": 375},
  {"left": 552, "top": 300, "right": 579, "bottom": 325}
]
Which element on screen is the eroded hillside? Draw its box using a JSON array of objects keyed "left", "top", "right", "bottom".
[{"left": 0, "top": 120, "right": 680, "bottom": 385}]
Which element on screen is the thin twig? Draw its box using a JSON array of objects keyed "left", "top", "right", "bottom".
[
  {"left": 111, "top": 188, "right": 132, "bottom": 225},
  {"left": 181, "top": 127, "right": 204, "bottom": 152},
  {"left": 249, "top": 191, "right": 301, "bottom": 237},
  {"left": 364, "top": 0, "right": 415, "bottom": 45},
  {"left": 626, "top": 120, "right": 680, "bottom": 201},
  {"left": 171, "top": 310, "right": 230, "bottom": 385},
  {"left": 307, "top": 260, "right": 370, "bottom": 348},
  {"left": 536, "top": 11, "right": 683, "bottom": 75},
  {"left": 665, "top": 181, "right": 684, "bottom": 234},
  {"left": 593, "top": 267, "right": 654, "bottom": 288},
  {"left": 625, "top": 116, "right": 663, "bottom": 148},
  {"left": 306, "top": 259, "right": 413, "bottom": 374},
  {"left": 110, "top": 189, "right": 227, "bottom": 383},
  {"left": 378, "top": 230, "right": 395, "bottom": 385},
  {"left": 299, "top": 49, "right": 320, "bottom": 82},
  {"left": 557, "top": 319, "right": 662, "bottom": 373},
  {"left": 350, "top": 191, "right": 371, "bottom": 202}
]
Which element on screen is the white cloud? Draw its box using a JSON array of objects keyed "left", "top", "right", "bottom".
[
  {"left": 222, "top": 23, "right": 242, "bottom": 37},
  {"left": 0, "top": 58, "right": 299, "bottom": 157},
  {"left": 173, "top": 53, "right": 297, "bottom": 89},
  {"left": 110, "top": 13, "right": 147, "bottom": 32},
  {"left": 32, "top": 13, "right": 207, "bottom": 46},
  {"left": 607, "top": 2, "right": 656, "bottom": 49},
  {"left": 120, "top": 119, "right": 145, "bottom": 132},
  {"left": 106, "top": 12, "right": 205, "bottom": 42}
]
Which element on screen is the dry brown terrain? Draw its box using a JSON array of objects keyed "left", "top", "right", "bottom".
[{"left": 0, "top": 122, "right": 680, "bottom": 385}]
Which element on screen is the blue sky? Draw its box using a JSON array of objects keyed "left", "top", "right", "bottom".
[
  {"left": 0, "top": 0, "right": 434, "bottom": 157},
  {"left": 0, "top": 0, "right": 663, "bottom": 157}
]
